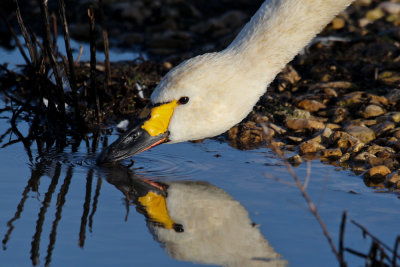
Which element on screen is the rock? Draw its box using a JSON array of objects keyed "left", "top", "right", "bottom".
[
  {"left": 332, "top": 107, "right": 350, "bottom": 123},
  {"left": 321, "top": 148, "right": 342, "bottom": 158},
  {"left": 285, "top": 118, "right": 325, "bottom": 131},
  {"left": 288, "top": 154, "right": 303, "bottom": 165},
  {"left": 360, "top": 104, "right": 385, "bottom": 118},
  {"left": 386, "top": 89, "right": 400, "bottom": 104},
  {"left": 368, "top": 157, "right": 384, "bottom": 167},
  {"left": 339, "top": 153, "right": 351, "bottom": 162},
  {"left": 367, "top": 145, "right": 395, "bottom": 155},
  {"left": 350, "top": 142, "right": 365, "bottom": 154},
  {"left": 292, "top": 109, "right": 311, "bottom": 119},
  {"left": 379, "top": 2, "right": 400, "bottom": 14},
  {"left": 344, "top": 125, "right": 376, "bottom": 143},
  {"left": 326, "top": 123, "right": 341, "bottom": 130},
  {"left": 299, "top": 141, "right": 322, "bottom": 154},
  {"left": 287, "top": 136, "right": 303, "bottom": 143},
  {"left": 393, "top": 130, "right": 400, "bottom": 139},
  {"left": 365, "top": 165, "right": 391, "bottom": 179},
  {"left": 368, "top": 94, "right": 389, "bottom": 107},
  {"left": 297, "top": 99, "right": 326, "bottom": 112},
  {"left": 332, "top": 131, "right": 362, "bottom": 150},
  {"left": 377, "top": 112, "right": 400, "bottom": 123},
  {"left": 331, "top": 17, "right": 345, "bottom": 30},
  {"left": 365, "top": 8, "right": 385, "bottom": 21},
  {"left": 267, "top": 123, "right": 286, "bottom": 135},
  {"left": 338, "top": 91, "right": 365, "bottom": 106},
  {"left": 354, "top": 152, "right": 376, "bottom": 162},
  {"left": 379, "top": 71, "right": 400, "bottom": 85},
  {"left": 320, "top": 127, "right": 333, "bottom": 139},
  {"left": 385, "top": 171, "right": 400, "bottom": 186},
  {"left": 371, "top": 121, "right": 395, "bottom": 136}
]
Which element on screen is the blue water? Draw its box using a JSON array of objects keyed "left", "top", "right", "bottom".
[{"left": 0, "top": 112, "right": 399, "bottom": 266}]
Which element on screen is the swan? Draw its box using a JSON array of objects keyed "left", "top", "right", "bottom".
[
  {"left": 105, "top": 170, "right": 286, "bottom": 266},
  {"left": 97, "top": 0, "right": 354, "bottom": 163}
]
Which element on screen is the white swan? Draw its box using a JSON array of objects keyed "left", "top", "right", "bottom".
[{"left": 98, "top": 0, "right": 354, "bottom": 163}]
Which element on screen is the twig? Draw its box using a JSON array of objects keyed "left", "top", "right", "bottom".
[
  {"left": 262, "top": 126, "right": 341, "bottom": 263},
  {"left": 51, "top": 11, "right": 57, "bottom": 52},
  {"left": 99, "top": 0, "right": 111, "bottom": 86},
  {"left": 393, "top": 236, "right": 400, "bottom": 267},
  {"left": 58, "top": 0, "right": 80, "bottom": 119},
  {"left": 13, "top": 0, "right": 36, "bottom": 65},
  {"left": 39, "top": 0, "right": 66, "bottom": 121},
  {"left": 88, "top": 6, "right": 101, "bottom": 122},
  {"left": 74, "top": 45, "right": 84, "bottom": 65},
  {"left": 339, "top": 211, "right": 347, "bottom": 266},
  {"left": 0, "top": 12, "right": 30, "bottom": 64},
  {"left": 351, "top": 220, "right": 400, "bottom": 261}
]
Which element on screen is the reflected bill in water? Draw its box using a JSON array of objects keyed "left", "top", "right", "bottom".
[
  {"left": 2, "top": 157, "right": 286, "bottom": 266},
  {"left": 105, "top": 167, "right": 287, "bottom": 267}
]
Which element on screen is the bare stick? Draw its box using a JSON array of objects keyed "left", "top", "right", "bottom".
[
  {"left": 99, "top": 0, "right": 111, "bottom": 86},
  {"left": 351, "top": 220, "right": 400, "bottom": 261},
  {"left": 74, "top": 45, "right": 84, "bottom": 65},
  {"left": 339, "top": 211, "right": 347, "bottom": 266},
  {"left": 88, "top": 6, "right": 101, "bottom": 122},
  {"left": 262, "top": 127, "right": 341, "bottom": 262},
  {"left": 393, "top": 236, "right": 400, "bottom": 266},
  {"left": 13, "top": 0, "right": 36, "bottom": 65},
  {"left": 39, "top": 0, "right": 66, "bottom": 120},
  {"left": 0, "top": 12, "right": 30, "bottom": 64},
  {"left": 51, "top": 11, "right": 57, "bottom": 52},
  {"left": 57, "top": 0, "right": 79, "bottom": 116}
]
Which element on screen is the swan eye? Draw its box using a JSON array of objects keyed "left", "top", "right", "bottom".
[{"left": 178, "top": 96, "right": 189, "bottom": 105}]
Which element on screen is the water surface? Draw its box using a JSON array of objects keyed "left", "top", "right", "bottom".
[{"left": 1, "top": 118, "right": 399, "bottom": 266}]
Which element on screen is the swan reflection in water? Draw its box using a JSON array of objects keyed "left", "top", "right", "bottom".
[{"left": 105, "top": 167, "right": 287, "bottom": 267}]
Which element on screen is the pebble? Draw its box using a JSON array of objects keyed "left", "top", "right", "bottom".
[
  {"left": 379, "top": 2, "right": 400, "bottom": 14},
  {"left": 365, "top": 165, "right": 391, "bottom": 178},
  {"left": 354, "top": 152, "right": 376, "bottom": 162},
  {"left": 385, "top": 89, "right": 400, "bottom": 104},
  {"left": 360, "top": 104, "right": 385, "bottom": 118},
  {"left": 370, "top": 121, "right": 395, "bottom": 136},
  {"left": 299, "top": 141, "right": 324, "bottom": 154},
  {"left": 332, "top": 131, "right": 361, "bottom": 150},
  {"left": 385, "top": 171, "right": 400, "bottom": 186},
  {"left": 297, "top": 99, "right": 326, "bottom": 112},
  {"left": 365, "top": 8, "right": 385, "bottom": 21},
  {"left": 285, "top": 118, "right": 325, "bottom": 131},
  {"left": 288, "top": 154, "right": 303, "bottom": 165},
  {"left": 321, "top": 148, "right": 342, "bottom": 158},
  {"left": 344, "top": 125, "right": 375, "bottom": 143},
  {"left": 377, "top": 112, "right": 400, "bottom": 123},
  {"left": 331, "top": 17, "right": 346, "bottom": 30}
]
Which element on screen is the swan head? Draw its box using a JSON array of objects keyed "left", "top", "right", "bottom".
[{"left": 97, "top": 52, "right": 259, "bottom": 164}]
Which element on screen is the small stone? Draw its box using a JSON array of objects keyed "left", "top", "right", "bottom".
[
  {"left": 267, "top": 123, "right": 287, "bottom": 135},
  {"left": 386, "top": 89, "right": 400, "bottom": 104},
  {"left": 354, "top": 152, "right": 376, "bottom": 162},
  {"left": 371, "top": 121, "right": 396, "bottom": 136},
  {"left": 360, "top": 105, "right": 385, "bottom": 118},
  {"left": 338, "top": 91, "right": 364, "bottom": 106},
  {"left": 367, "top": 145, "right": 395, "bottom": 155},
  {"left": 326, "top": 123, "right": 341, "bottom": 130},
  {"left": 366, "top": 8, "right": 385, "bottom": 21},
  {"left": 287, "top": 136, "right": 303, "bottom": 143},
  {"left": 297, "top": 99, "right": 326, "bottom": 112},
  {"left": 285, "top": 118, "right": 325, "bottom": 131},
  {"left": 320, "top": 127, "right": 333, "bottom": 139},
  {"left": 288, "top": 154, "right": 303, "bottom": 165},
  {"left": 299, "top": 142, "right": 317, "bottom": 154},
  {"left": 339, "top": 153, "right": 351, "bottom": 162},
  {"left": 393, "top": 130, "right": 400, "bottom": 139},
  {"left": 368, "top": 157, "right": 385, "bottom": 167},
  {"left": 332, "top": 107, "right": 350, "bottom": 123},
  {"left": 331, "top": 17, "right": 345, "bottom": 30},
  {"left": 332, "top": 131, "right": 362, "bottom": 150},
  {"left": 292, "top": 109, "right": 311, "bottom": 119},
  {"left": 365, "top": 165, "right": 391, "bottom": 179},
  {"left": 379, "top": 2, "right": 400, "bottom": 14},
  {"left": 350, "top": 142, "right": 365, "bottom": 154},
  {"left": 344, "top": 125, "right": 376, "bottom": 143},
  {"left": 377, "top": 112, "right": 400, "bottom": 123},
  {"left": 386, "top": 171, "right": 400, "bottom": 186},
  {"left": 379, "top": 71, "right": 400, "bottom": 85},
  {"left": 321, "top": 148, "right": 342, "bottom": 158}
]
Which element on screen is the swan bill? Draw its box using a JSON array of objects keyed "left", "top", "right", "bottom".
[{"left": 97, "top": 101, "right": 178, "bottom": 164}]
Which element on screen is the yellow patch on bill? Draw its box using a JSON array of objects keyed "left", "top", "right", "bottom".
[
  {"left": 142, "top": 100, "right": 178, "bottom": 136},
  {"left": 138, "top": 191, "right": 175, "bottom": 229}
]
